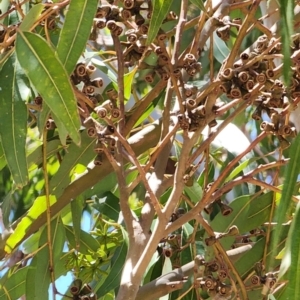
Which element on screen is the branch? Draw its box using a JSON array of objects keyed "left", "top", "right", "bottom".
[{"left": 136, "top": 245, "right": 253, "bottom": 300}]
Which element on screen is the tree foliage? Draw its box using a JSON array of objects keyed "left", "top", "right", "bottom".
[{"left": 0, "top": 0, "right": 300, "bottom": 299}]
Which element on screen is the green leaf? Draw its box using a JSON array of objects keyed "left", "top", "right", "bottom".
[
  {"left": 5, "top": 195, "right": 57, "bottom": 253},
  {"left": 213, "top": 32, "right": 230, "bottom": 64},
  {"left": 225, "top": 157, "right": 258, "bottom": 183},
  {"left": 16, "top": 31, "right": 81, "bottom": 145},
  {"left": 51, "top": 112, "right": 69, "bottom": 146},
  {"left": 56, "top": 0, "right": 98, "bottom": 75},
  {"left": 272, "top": 134, "right": 300, "bottom": 261},
  {"left": 96, "top": 227, "right": 128, "bottom": 297},
  {"left": 285, "top": 202, "right": 300, "bottom": 298},
  {"left": 0, "top": 267, "right": 28, "bottom": 300},
  {"left": 34, "top": 217, "right": 65, "bottom": 299},
  {"left": 0, "top": 53, "right": 29, "bottom": 187},
  {"left": 279, "top": 0, "right": 294, "bottom": 86},
  {"left": 191, "top": 0, "right": 206, "bottom": 11},
  {"left": 146, "top": 0, "right": 173, "bottom": 45},
  {"left": 19, "top": 3, "right": 44, "bottom": 31},
  {"left": 49, "top": 131, "right": 95, "bottom": 198},
  {"left": 211, "top": 192, "right": 272, "bottom": 250},
  {"left": 123, "top": 68, "right": 136, "bottom": 100},
  {"left": 189, "top": 0, "right": 206, "bottom": 11},
  {"left": 65, "top": 225, "right": 100, "bottom": 254},
  {"left": 27, "top": 139, "right": 62, "bottom": 170},
  {"left": 71, "top": 195, "right": 84, "bottom": 250},
  {"left": 184, "top": 181, "right": 203, "bottom": 203},
  {"left": 93, "top": 192, "right": 120, "bottom": 222},
  {"left": 0, "top": 141, "right": 7, "bottom": 171}
]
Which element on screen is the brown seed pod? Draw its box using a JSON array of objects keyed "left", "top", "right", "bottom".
[
  {"left": 95, "top": 18, "right": 106, "bottom": 29},
  {"left": 75, "top": 62, "right": 87, "bottom": 77},
  {"left": 69, "top": 279, "right": 82, "bottom": 295},
  {"left": 157, "top": 29, "right": 167, "bottom": 41},
  {"left": 278, "top": 124, "right": 293, "bottom": 136},
  {"left": 219, "top": 81, "right": 232, "bottom": 93},
  {"left": 94, "top": 141, "right": 104, "bottom": 153},
  {"left": 177, "top": 114, "right": 190, "bottom": 130},
  {"left": 87, "top": 126, "right": 97, "bottom": 138},
  {"left": 113, "top": 26, "right": 123, "bottom": 36},
  {"left": 106, "top": 20, "right": 117, "bottom": 31},
  {"left": 218, "top": 284, "right": 232, "bottom": 296},
  {"left": 145, "top": 71, "right": 156, "bottom": 83},
  {"left": 230, "top": 86, "right": 242, "bottom": 98},
  {"left": 91, "top": 77, "right": 104, "bottom": 88},
  {"left": 95, "top": 107, "right": 107, "bottom": 118},
  {"left": 216, "top": 201, "right": 233, "bottom": 216},
  {"left": 245, "top": 79, "right": 255, "bottom": 91},
  {"left": 238, "top": 71, "right": 250, "bottom": 83},
  {"left": 46, "top": 119, "right": 56, "bottom": 130},
  {"left": 106, "top": 88, "right": 118, "bottom": 101},
  {"left": 250, "top": 275, "right": 261, "bottom": 286},
  {"left": 260, "top": 121, "right": 275, "bottom": 133},
  {"left": 216, "top": 25, "right": 230, "bottom": 41},
  {"left": 121, "top": 9, "right": 132, "bottom": 20},
  {"left": 96, "top": 6, "right": 111, "bottom": 18},
  {"left": 135, "top": 13, "right": 145, "bottom": 26},
  {"left": 163, "top": 248, "right": 173, "bottom": 258},
  {"left": 184, "top": 53, "right": 196, "bottom": 63},
  {"left": 111, "top": 108, "right": 121, "bottom": 119},
  {"left": 186, "top": 98, "right": 197, "bottom": 109},
  {"left": 186, "top": 67, "right": 197, "bottom": 77},
  {"left": 219, "top": 68, "right": 234, "bottom": 80},
  {"left": 218, "top": 270, "right": 228, "bottom": 281},
  {"left": 83, "top": 85, "right": 95, "bottom": 95},
  {"left": 192, "top": 105, "right": 206, "bottom": 116},
  {"left": 139, "top": 24, "right": 149, "bottom": 34},
  {"left": 34, "top": 95, "right": 43, "bottom": 105},
  {"left": 204, "top": 276, "right": 217, "bottom": 289}
]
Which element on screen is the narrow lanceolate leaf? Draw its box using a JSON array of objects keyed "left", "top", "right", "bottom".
[
  {"left": 97, "top": 227, "right": 128, "bottom": 297},
  {"left": 19, "top": 3, "right": 44, "bottom": 31},
  {"left": 279, "top": 0, "right": 294, "bottom": 86},
  {"left": 146, "top": 0, "right": 173, "bottom": 45},
  {"left": 56, "top": 0, "right": 98, "bottom": 75},
  {"left": 272, "top": 134, "right": 300, "bottom": 261},
  {"left": 0, "top": 54, "right": 29, "bottom": 187},
  {"left": 5, "top": 195, "right": 57, "bottom": 253},
  {"left": 0, "top": 266, "right": 28, "bottom": 300},
  {"left": 287, "top": 203, "right": 300, "bottom": 299},
  {"left": 34, "top": 217, "right": 65, "bottom": 299},
  {"left": 16, "top": 31, "right": 81, "bottom": 145}
]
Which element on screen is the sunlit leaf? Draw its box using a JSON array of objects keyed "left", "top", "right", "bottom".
[
  {"left": 19, "top": 3, "right": 44, "bottom": 31},
  {"left": 16, "top": 31, "right": 81, "bottom": 145},
  {"left": 146, "top": 0, "right": 173, "bottom": 45},
  {"left": 5, "top": 195, "right": 57, "bottom": 253},
  {"left": 0, "top": 53, "right": 29, "bottom": 187},
  {"left": 56, "top": 0, "right": 98, "bottom": 75}
]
